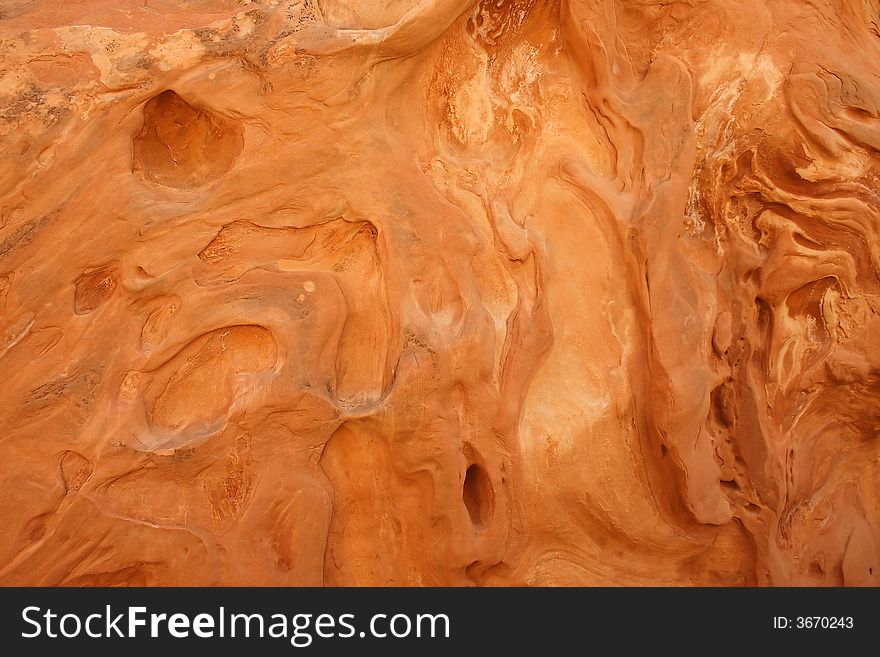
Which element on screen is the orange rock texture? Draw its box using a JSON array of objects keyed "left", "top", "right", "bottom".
[{"left": 1, "top": 0, "right": 879, "bottom": 586}]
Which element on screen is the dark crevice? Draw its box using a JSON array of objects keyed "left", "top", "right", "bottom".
[{"left": 463, "top": 463, "right": 493, "bottom": 530}]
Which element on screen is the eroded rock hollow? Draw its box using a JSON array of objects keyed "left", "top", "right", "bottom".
[{"left": 1, "top": 0, "right": 879, "bottom": 586}]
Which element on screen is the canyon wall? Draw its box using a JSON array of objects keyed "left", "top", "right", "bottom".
[{"left": 0, "top": 0, "right": 878, "bottom": 585}]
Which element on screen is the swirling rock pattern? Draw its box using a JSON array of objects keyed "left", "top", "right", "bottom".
[{"left": 0, "top": 0, "right": 878, "bottom": 586}]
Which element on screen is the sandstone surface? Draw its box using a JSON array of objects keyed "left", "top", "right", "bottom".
[{"left": 1, "top": 0, "right": 879, "bottom": 585}]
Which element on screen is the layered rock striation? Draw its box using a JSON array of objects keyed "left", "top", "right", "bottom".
[{"left": 0, "top": 0, "right": 878, "bottom": 585}]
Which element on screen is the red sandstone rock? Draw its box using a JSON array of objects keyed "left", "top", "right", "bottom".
[{"left": 0, "top": 0, "right": 878, "bottom": 586}]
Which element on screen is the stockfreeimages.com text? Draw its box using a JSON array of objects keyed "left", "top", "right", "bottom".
[{"left": 22, "top": 605, "right": 450, "bottom": 647}]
